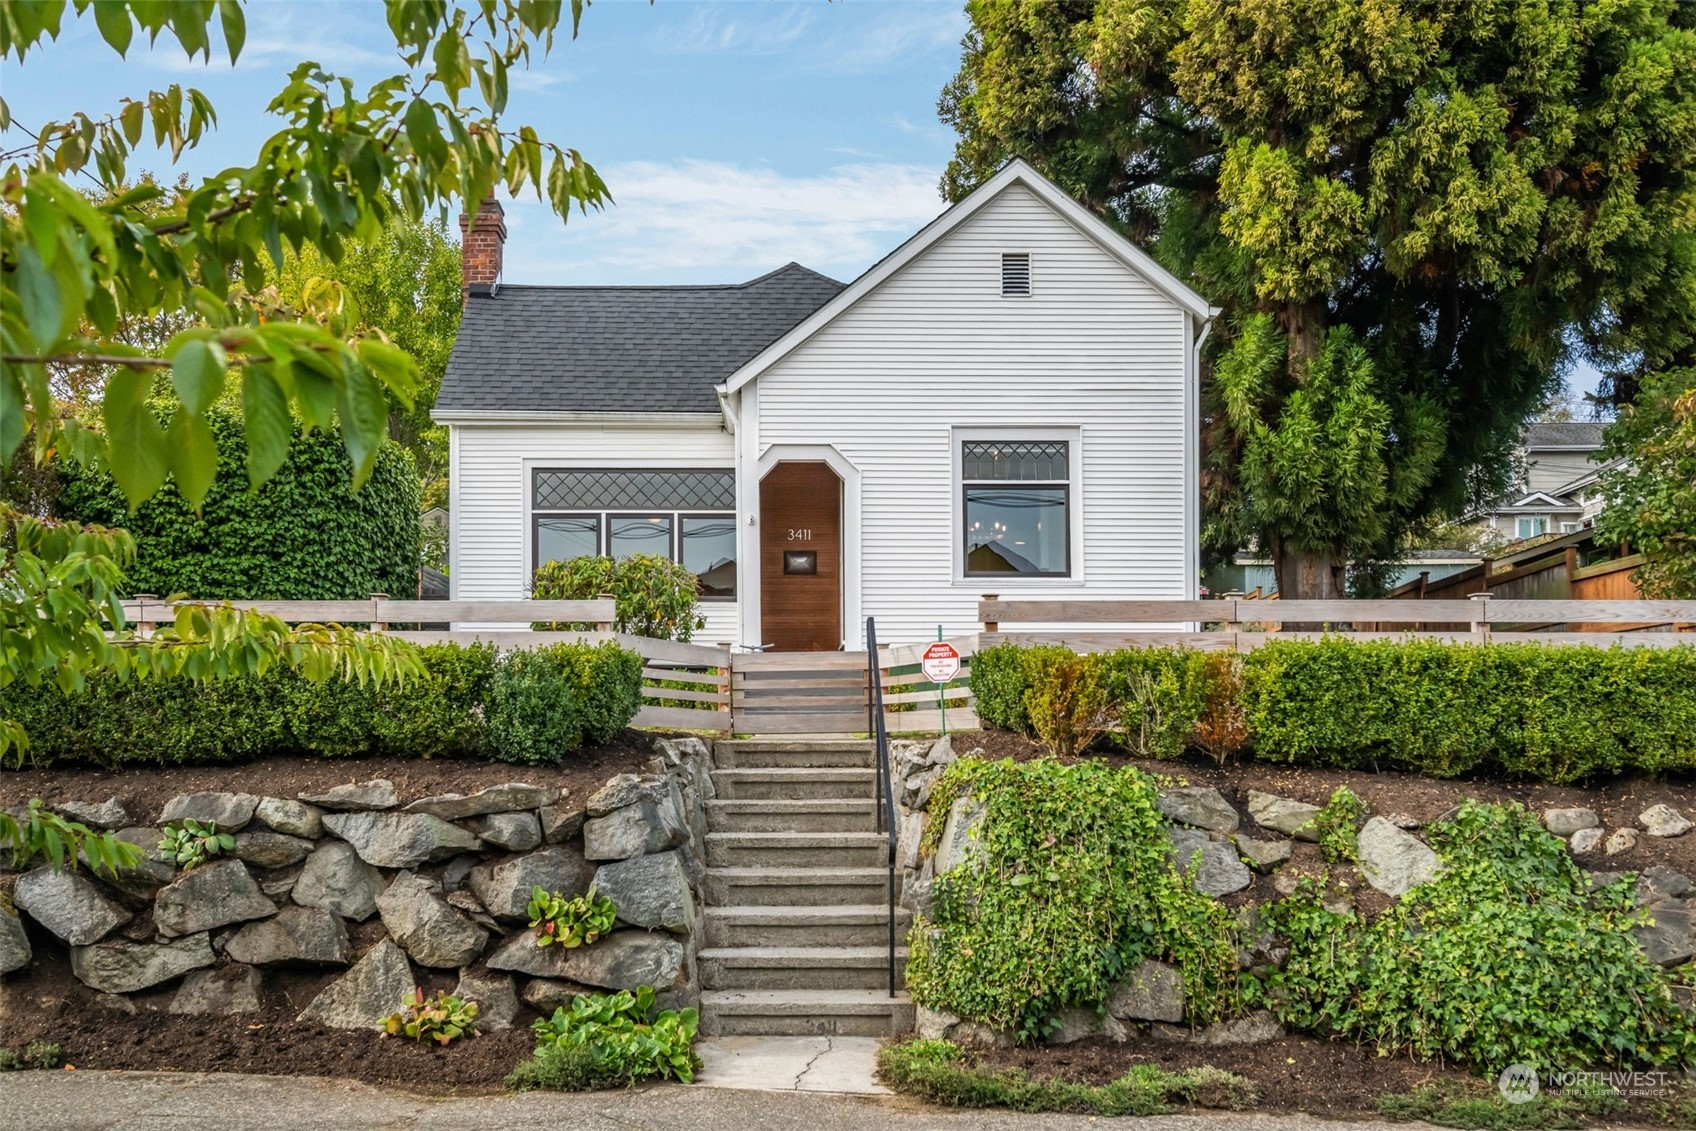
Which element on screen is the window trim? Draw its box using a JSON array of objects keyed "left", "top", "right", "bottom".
[{"left": 951, "top": 428, "right": 1082, "bottom": 583}]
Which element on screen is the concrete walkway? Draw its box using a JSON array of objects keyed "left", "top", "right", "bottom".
[
  {"left": 10, "top": 1069, "right": 1421, "bottom": 1131},
  {"left": 697, "top": 1036, "right": 890, "bottom": 1094}
]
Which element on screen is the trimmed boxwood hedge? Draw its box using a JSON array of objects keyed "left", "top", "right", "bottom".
[
  {"left": 970, "top": 638, "right": 1696, "bottom": 783},
  {"left": 0, "top": 641, "right": 643, "bottom": 768}
]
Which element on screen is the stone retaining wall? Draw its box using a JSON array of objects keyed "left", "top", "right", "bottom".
[{"left": 0, "top": 736, "right": 715, "bottom": 1030}]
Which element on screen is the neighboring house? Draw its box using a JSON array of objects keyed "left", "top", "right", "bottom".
[
  {"left": 1480, "top": 422, "right": 1616, "bottom": 541},
  {"left": 435, "top": 159, "right": 1217, "bottom": 650}
]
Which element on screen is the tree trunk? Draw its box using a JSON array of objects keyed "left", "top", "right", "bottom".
[{"left": 1275, "top": 544, "right": 1347, "bottom": 632}]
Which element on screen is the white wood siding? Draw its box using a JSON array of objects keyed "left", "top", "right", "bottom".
[
  {"left": 451, "top": 423, "right": 741, "bottom": 642},
  {"left": 751, "top": 184, "right": 1193, "bottom": 648}
]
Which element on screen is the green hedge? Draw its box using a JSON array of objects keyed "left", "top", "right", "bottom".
[
  {"left": 0, "top": 641, "right": 643, "bottom": 768},
  {"left": 970, "top": 638, "right": 1696, "bottom": 783},
  {"left": 58, "top": 406, "right": 420, "bottom": 601}
]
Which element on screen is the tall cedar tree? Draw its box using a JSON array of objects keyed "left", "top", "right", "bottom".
[{"left": 940, "top": 0, "right": 1696, "bottom": 597}]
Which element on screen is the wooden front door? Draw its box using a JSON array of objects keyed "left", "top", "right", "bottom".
[{"left": 759, "top": 461, "right": 843, "bottom": 651}]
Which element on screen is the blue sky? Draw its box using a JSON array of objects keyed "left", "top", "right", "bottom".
[{"left": 3, "top": 0, "right": 969, "bottom": 286}]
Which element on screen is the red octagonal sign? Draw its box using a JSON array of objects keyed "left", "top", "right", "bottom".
[{"left": 921, "top": 641, "right": 962, "bottom": 684}]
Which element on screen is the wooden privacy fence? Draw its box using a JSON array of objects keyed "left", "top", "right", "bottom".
[
  {"left": 117, "top": 598, "right": 980, "bottom": 736},
  {"left": 979, "top": 596, "right": 1696, "bottom": 651}
]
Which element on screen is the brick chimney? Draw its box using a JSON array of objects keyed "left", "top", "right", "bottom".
[{"left": 458, "top": 196, "right": 506, "bottom": 304}]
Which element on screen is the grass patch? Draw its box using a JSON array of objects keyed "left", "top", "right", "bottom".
[
  {"left": 0, "top": 1041, "right": 61, "bottom": 1071},
  {"left": 876, "top": 1039, "right": 1257, "bottom": 1116},
  {"left": 1376, "top": 1083, "right": 1625, "bottom": 1130}
]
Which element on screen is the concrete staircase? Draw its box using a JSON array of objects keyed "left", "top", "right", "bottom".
[{"left": 698, "top": 738, "right": 915, "bottom": 1036}]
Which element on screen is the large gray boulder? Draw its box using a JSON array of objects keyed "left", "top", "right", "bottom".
[
  {"left": 299, "top": 780, "right": 398, "bottom": 812},
  {"left": 54, "top": 798, "right": 132, "bottom": 830},
  {"left": 70, "top": 932, "right": 215, "bottom": 993},
  {"left": 321, "top": 811, "right": 479, "bottom": 869},
  {"left": 1247, "top": 791, "right": 1322, "bottom": 841},
  {"left": 936, "top": 795, "right": 987, "bottom": 875},
  {"left": 555, "top": 931, "right": 684, "bottom": 991},
  {"left": 1234, "top": 837, "right": 1293, "bottom": 873},
  {"left": 0, "top": 907, "right": 31, "bottom": 975},
  {"left": 298, "top": 939, "right": 414, "bottom": 1029},
  {"left": 254, "top": 797, "right": 324, "bottom": 838},
  {"left": 1635, "top": 908, "right": 1696, "bottom": 966},
  {"left": 592, "top": 851, "right": 694, "bottom": 934},
  {"left": 1184, "top": 840, "right": 1252, "bottom": 897},
  {"left": 582, "top": 800, "right": 687, "bottom": 862},
  {"left": 81, "top": 827, "right": 176, "bottom": 898},
  {"left": 1356, "top": 817, "right": 1442, "bottom": 898},
  {"left": 455, "top": 968, "right": 519, "bottom": 1031},
  {"left": 403, "top": 783, "right": 559, "bottom": 820},
  {"left": 1156, "top": 1009, "right": 1284, "bottom": 1046},
  {"left": 473, "top": 811, "right": 542, "bottom": 852},
  {"left": 160, "top": 791, "right": 258, "bottom": 831},
  {"left": 153, "top": 859, "right": 276, "bottom": 938},
  {"left": 586, "top": 774, "right": 672, "bottom": 816},
  {"left": 1544, "top": 807, "right": 1599, "bottom": 836},
  {"left": 13, "top": 866, "right": 132, "bottom": 946},
  {"left": 468, "top": 846, "right": 594, "bottom": 923},
  {"left": 521, "top": 978, "right": 579, "bottom": 1014},
  {"left": 1642, "top": 805, "right": 1693, "bottom": 839},
  {"left": 376, "top": 872, "right": 488, "bottom": 969},
  {"left": 232, "top": 832, "right": 315, "bottom": 870},
  {"left": 539, "top": 804, "right": 586, "bottom": 845},
  {"left": 1045, "top": 1006, "right": 1126, "bottom": 1045},
  {"left": 483, "top": 932, "right": 574, "bottom": 979},
  {"left": 292, "top": 842, "right": 384, "bottom": 921},
  {"left": 1158, "top": 787, "right": 1239, "bottom": 834},
  {"left": 1107, "top": 959, "right": 1185, "bottom": 1023},
  {"left": 224, "top": 905, "right": 350, "bottom": 966},
  {"left": 169, "top": 964, "right": 262, "bottom": 1015}
]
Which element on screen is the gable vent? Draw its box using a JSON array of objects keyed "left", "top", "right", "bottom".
[{"left": 1001, "top": 252, "right": 1031, "bottom": 297}]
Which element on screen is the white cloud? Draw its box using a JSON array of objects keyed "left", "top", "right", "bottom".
[
  {"left": 652, "top": 5, "right": 817, "bottom": 56},
  {"left": 650, "top": 2, "right": 966, "bottom": 75},
  {"left": 500, "top": 158, "right": 946, "bottom": 285}
]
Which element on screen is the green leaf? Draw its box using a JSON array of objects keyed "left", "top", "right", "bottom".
[
  {"left": 337, "top": 365, "right": 389, "bottom": 489},
  {"left": 218, "top": 0, "right": 245, "bottom": 63},
  {"left": 240, "top": 367, "right": 292, "bottom": 489},
  {"left": 102, "top": 369, "right": 170, "bottom": 509},
  {"left": 14, "top": 245, "right": 62, "bottom": 351},
  {"left": 0, "top": 366, "right": 26, "bottom": 463},
  {"left": 93, "top": 0, "right": 133, "bottom": 55},
  {"left": 170, "top": 339, "right": 227, "bottom": 416},
  {"left": 166, "top": 410, "right": 219, "bottom": 510}
]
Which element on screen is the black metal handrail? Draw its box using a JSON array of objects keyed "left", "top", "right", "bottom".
[{"left": 865, "top": 616, "right": 897, "bottom": 998}]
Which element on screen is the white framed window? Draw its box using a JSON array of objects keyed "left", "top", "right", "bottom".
[
  {"left": 532, "top": 469, "right": 737, "bottom": 599},
  {"left": 1516, "top": 515, "right": 1548, "bottom": 539},
  {"left": 960, "top": 439, "right": 1071, "bottom": 577},
  {"left": 1560, "top": 521, "right": 1582, "bottom": 534}
]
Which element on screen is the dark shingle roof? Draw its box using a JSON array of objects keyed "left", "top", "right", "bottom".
[
  {"left": 435, "top": 263, "right": 843, "bottom": 415},
  {"left": 1524, "top": 421, "right": 1606, "bottom": 450}
]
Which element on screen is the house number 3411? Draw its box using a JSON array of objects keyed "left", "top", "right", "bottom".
[{"left": 787, "top": 528, "right": 813, "bottom": 541}]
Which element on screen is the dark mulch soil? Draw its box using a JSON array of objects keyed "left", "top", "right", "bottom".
[
  {"left": 0, "top": 729, "right": 667, "bottom": 822},
  {"left": 947, "top": 730, "right": 1696, "bottom": 886}
]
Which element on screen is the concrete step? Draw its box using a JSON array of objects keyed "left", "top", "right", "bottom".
[
  {"left": 711, "top": 768, "right": 875, "bottom": 801},
  {"left": 704, "top": 866, "right": 890, "bottom": 907},
  {"left": 699, "top": 989, "right": 916, "bottom": 1037},
  {"left": 704, "top": 905, "right": 910, "bottom": 949},
  {"left": 704, "top": 799, "right": 878, "bottom": 833},
  {"left": 713, "top": 739, "right": 876, "bottom": 769},
  {"left": 706, "top": 832, "right": 887, "bottom": 868},
  {"left": 699, "top": 946, "right": 909, "bottom": 991}
]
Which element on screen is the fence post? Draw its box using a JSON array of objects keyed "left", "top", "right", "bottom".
[
  {"left": 1469, "top": 592, "right": 1492, "bottom": 644},
  {"left": 596, "top": 592, "right": 616, "bottom": 633},
  {"left": 981, "top": 594, "right": 999, "bottom": 634},
  {"left": 1221, "top": 594, "right": 1243, "bottom": 654},
  {"left": 133, "top": 593, "right": 157, "bottom": 639},
  {"left": 369, "top": 593, "right": 389, "bottom": 633}
]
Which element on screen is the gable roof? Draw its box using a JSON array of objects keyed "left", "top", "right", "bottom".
[
  {"left": 719, "top": 157, "right": 1218, "bottom": 397},
  {"left": 1524, "top": 421, "right": 1606, "bottom": 450},
  {"left": 434, "top": 263, "right": 843, "bottom": 417}
]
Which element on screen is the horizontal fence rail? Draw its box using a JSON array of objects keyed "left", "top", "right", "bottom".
[{"left": 979, "top": 596, "right": 1696, "bottom": 651}]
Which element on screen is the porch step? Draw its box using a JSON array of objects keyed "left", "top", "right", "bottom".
[
  {"left": 703, "top": 904, "right": 910, "bottom": 949},
  {"left": 712, "top": 739, "right": 876, "bottom": 769},
  {"left": 704, "top": 866, "right": 890, "bottom": 907},
  {"left": 705, "top": 832, "right": 887, "bottom": 868},
  {"left": 710, "top": 767, "right": 875, "bottom": 801},
  {"left": 704, "top": 799, "right": 878, "bottom": 833},
  {"left": 698, "top": 946, "right": 909, "bottom": 991},
  {"left": 698, "top": 989, "right": 916, "bottom": 1037}
]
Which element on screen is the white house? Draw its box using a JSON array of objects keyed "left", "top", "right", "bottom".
[
  {"left": 435, "top": 160, "right": 1217, "bottom": 651},
  {"left": 1479, "top": 422, "right": 1616, "bottom": 542}
]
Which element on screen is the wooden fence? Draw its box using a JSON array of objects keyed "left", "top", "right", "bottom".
[{"left": 978, "top": 596, "right": 1696, "bottom": 651}]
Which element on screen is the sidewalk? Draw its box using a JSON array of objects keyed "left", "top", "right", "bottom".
[{"left": 11, "top": 1068, "right": 1419, "bottom": 1131}]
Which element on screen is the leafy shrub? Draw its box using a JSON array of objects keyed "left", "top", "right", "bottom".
[
  {"left": 58, "top": 406, "right": 420, "bottom": 601},
  {"left": 1189, "top": 653, "right": 1248, "bottom": 765},
  {"left": 528, "top": 884, "right": 616, "bottom": 949},
  {"left": 1303, "top": 787, "right": 1366, "bottom": 865},
  {"left": 1024, "top": 651, "right": 1112, "bottom": 756},
  {"left": 380, "top": 988, "right": 480, "bottom": 1045},
  {"left": 1095, "top": 647, "right": 1212, "bottom": 759},
  {"left": 158, "top": 819, "right": 234, "bottom": 870},
  {"left": 1, "top": 800, "right": 141, "bottom": 875},
  {"left": 908, "top": 758, "right": 1241, "bottom": 1040},
  {"left": 877, "top": 1039, "right": 1257, "bottom": 1115},
  {"left": 483, "top": 642, "right": 643, "bottom": 765},
  {"left": 1253, "top": 801, "right": 1696, "bottom": 1073},
  {"left": 967, "top": 642, "right": 1038, "bottom": 731},
  {"left": 508, "top": 986, "right": 700, "bottom": 1090},
  {"left": 532, "top": 554, "right": 705, "bottom": 641},
  {"left": 0, "top": 1041, "right": 62, "bottom": 1071}
]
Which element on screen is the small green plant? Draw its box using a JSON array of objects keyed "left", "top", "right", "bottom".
[
  {"left": 0, "top": 1041, "right": 62, "bottom": 1071},
  {"left": 1375, "top": 1081, "right": 1622, "bottom": 1129},
  {"left": 1301, "top": 786, "right": 1367, "bottom": 864},
  {"left": 380, "top": 988, "right": 480, "bottom": 1046},
  {"left": 0, "top": 800, "right": 141, "bottom": 875},
  {"left": 527, "top": 884, "right": 617, "bottom": 949},
  {"left": 877, "top": 1039, "right": 1257, "bottom": 1115},
  {"left": 509, "top": 986, "right": 699, "bottom": 1090},
  {"left": 158, "top": 819, "right": 235, "bottom": 870}
]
